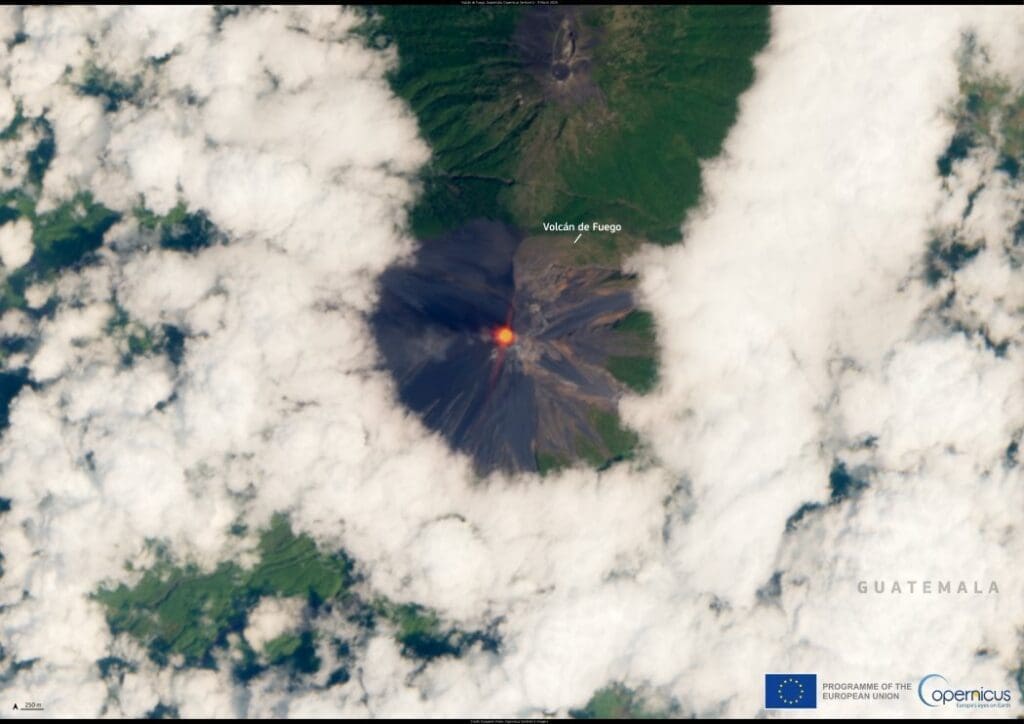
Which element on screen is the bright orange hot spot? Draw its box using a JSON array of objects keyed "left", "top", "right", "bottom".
[{"left": 494, "top": 325, "right": 516, "bottom": 347}]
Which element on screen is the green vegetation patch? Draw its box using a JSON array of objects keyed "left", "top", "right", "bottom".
[
  {"left": 556, "top": 6, "right": 769, "bottom": 242},
  {"left": 97, "top": 557, "right": 248, "bottom": 667},
  {"left": 0, "top": 107, "right": 121, "bottom": 316},
  {"left": 361, "top": 7, "right": 528, "bottom": 238},
  {"left": 264, "top": 630, "right": 320, "bottom": 674},
  {"left": 250, "top": 514, "right": 349, "bottom": 604},
  {"left": 366, "top": 5, "right": 768, "bottom": 241},
  {"left": 606, "top": 355, "right": 657, "bottom": 394},
  {"left": 375, "top": 599, "right": 497, "bottom": 661},
  {"left": 575, "top": 407, "right": 640, "bottom": 470},
  {"left": 263, "top": 632, "right": 302, "bottom": 661},
  {"left": 135, "top": 201, "right": 223, "bottom": 253},
  {"left": 96, "top": 514, "right": 499, "bottom": 673},
  {"left": 94, "top": 515, "right": 350, "bottom": 667},
  {"left": 591, "top": 408, "right": 639, "bottom": 462},
  {"left": 612, "top": 309, "right": 655, "bottom": 338},
  {"left": 536, "top": 450, "right": 570, "bottom": 477},
  {"left": 0, "top": 190, "right": 120, "bottom": 313},
  {"left": 378, "top": 601, "right": 459, "bottom": 659},
  {"left": 944, "top": 35, "right": 1024, "bottom": 178},
  {"left": 607, "top": 310, "right": 660, "bottom": 393},
  {"left": 31, "top": 193, "right": 119, "bottom": 270},
  {"left": 570, "top": 682, "right": 673, "bottom": 719},
  {"left": 105, "top": 306, "right": 188, "bottom": 368}
]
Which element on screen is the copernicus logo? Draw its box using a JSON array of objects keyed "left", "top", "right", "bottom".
[
  {"left": 917, "top": 673, "right": 1013, "bottom": 709},
  {"left": 765, "top": 674, "right": 817, "bottom": 709}
]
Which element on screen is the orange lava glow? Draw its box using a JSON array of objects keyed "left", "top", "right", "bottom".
[{"left": 493, "top": 325, "right": 516, "bottom": 347}]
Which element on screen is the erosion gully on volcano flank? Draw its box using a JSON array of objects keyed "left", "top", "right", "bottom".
[{"left": 371, "top": 221, "right": 649, "bottom": 475}]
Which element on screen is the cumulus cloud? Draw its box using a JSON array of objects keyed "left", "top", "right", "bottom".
[
  {"left": 244, "top": 597, "right": 306, "bottom": 653},
  {"left": 622, "top": 4, "right": 1024, "bottom": 716},
  {"left": 0, "top": 4, "right": 1022, "bottom": 719},
  {"left": 0, "top": 217, "right": 33, "bottom": 269}
]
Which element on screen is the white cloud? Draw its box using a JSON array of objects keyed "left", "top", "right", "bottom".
[
  {"left": 619, "top": 4, "right": 1024, "bottom": 717},
  {"left": 0, "top": 217, "right": 33, "bottom": 269},
  {"left": 244, "top": 597, "right": 306, "bottom": 653},
  {"left": 28, "top": 301, "right": 113, "bottom": 382}
]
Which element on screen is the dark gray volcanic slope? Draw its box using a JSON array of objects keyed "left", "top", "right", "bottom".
[{"left": 371, "top": 221, "right": 645, "bottom": 475}]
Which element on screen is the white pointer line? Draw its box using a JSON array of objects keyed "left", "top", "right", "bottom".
[{"left": 573, "top": 233, "right": 582, "bottom": 244}]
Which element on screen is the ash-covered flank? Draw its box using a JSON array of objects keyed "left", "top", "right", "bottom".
[
  {"left": 372, "top": 221, "right": 536, "bottom": 473},
  {"left": 371, "top": 221, "right": 650, "bottom": 475}
]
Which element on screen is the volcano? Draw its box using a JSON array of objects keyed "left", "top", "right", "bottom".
[{"left": 371, "top": 220, "right": 653, "bottom": 475}]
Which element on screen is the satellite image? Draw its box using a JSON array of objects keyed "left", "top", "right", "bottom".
[{"left": 0, "top": 3, "right": 1022, "bottom": 719}]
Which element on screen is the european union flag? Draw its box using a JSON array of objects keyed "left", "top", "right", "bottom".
[{"left": 765, "top": 674, "right": 817, "bottom": 709}]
